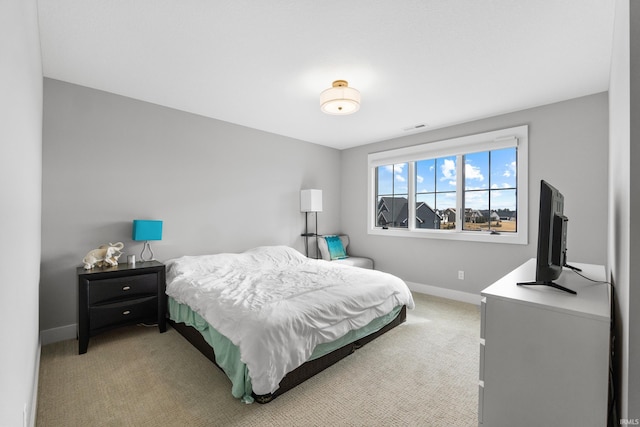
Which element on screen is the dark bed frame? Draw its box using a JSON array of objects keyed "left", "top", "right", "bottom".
[{"left": 169, "top": 305, "right": 407, "bottom": 403}]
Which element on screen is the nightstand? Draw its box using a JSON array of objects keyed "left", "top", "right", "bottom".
[{"left": 77, "top": 260, "right": 166, "bottom": 354}]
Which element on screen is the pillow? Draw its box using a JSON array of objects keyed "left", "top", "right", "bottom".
[
  {"left": 317, "top": 235, "right": 351, "bottom": 261},
  {"left": 324, "top": 235, "right": 348, "bottom": 260}
]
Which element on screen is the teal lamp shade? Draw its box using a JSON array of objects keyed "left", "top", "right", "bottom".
[
  {"left": 132, "top": 220, "right": 163, "bottom": 261},
  {"left": 132, "top": 220, "right": 163, "bottom": 241}
]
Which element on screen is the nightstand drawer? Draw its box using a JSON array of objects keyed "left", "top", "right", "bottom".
[
  {"left": 89, "top": 296, "right": 158, "bottom": 331},
  {"left": 88, "top": 273, "right": 157, "bottom": 305},
  {"left": 77, "top": 260, "right": 166, "bottom": 354}
]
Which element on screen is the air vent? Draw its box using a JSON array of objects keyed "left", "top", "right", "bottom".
[{"left": 402, "top": 123, "right": 428, "bottom": 131}]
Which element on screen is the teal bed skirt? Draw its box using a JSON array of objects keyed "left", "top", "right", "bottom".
[{"left": 168, "top": 297, "right": 403, "bottom": 403}]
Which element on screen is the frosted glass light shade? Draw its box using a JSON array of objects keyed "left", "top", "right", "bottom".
[
  {"left": 300, "top": 189, "right": 323, "bottom": 212},
  {"left": 320, "top": 80, "right": 360, "bottom": 115}
]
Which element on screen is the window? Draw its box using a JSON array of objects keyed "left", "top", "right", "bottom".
[
  {"left": 462, "top": 147, "right": 517, "bottom": 232},
  {"left": 376, "top": 163, "right": 408, "bottom": 228},
  {"left": 368, "top": 126, "right": 528, "bottom": 244},
  {"left": 415, "top": 156, "right": 457, "bottom": 229}
]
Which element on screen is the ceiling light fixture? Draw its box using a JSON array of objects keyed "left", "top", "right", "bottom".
[{"left": 320, "top": 80, "right": 361, "bottom": 115}]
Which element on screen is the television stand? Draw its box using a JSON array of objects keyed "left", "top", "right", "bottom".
[
  {"left": 480, "top": 259, "right": 610, "bottom": 426},
  {"left": 516, "top": 280, "right": 577, "bottom": 295}
]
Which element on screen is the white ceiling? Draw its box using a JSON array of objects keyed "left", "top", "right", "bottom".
[{"left": 37, "top": 0, "right": 616, "bottom": 150}]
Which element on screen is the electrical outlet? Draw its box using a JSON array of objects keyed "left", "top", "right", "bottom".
[{"left": 458, "top": 270, "right": 465, "bottom": 280}]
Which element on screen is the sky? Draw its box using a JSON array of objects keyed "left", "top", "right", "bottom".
[{"left": 377, "top": 147, "right": 517, "bottom": 212}]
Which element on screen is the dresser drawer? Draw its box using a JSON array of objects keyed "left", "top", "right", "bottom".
[
  {"left": 89, "top": 296, "right": 158, "bottom": 331},
  {"left": 88, "top": 273, "right": 157, "bottom": 305}
]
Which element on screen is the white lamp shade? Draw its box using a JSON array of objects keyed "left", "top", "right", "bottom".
[
  {"left": 320, "top": 80, "right": 360, "bottom": 115},
  {"left": 301, "top": 189, "right": 323, "bottom": 212}
]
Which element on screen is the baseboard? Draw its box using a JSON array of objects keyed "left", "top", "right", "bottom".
[
  {"left": 37, "top": 288, "right": 479, "bottom": 347},
  {"left": 406, "top": 281, "right": 482, "bottom": 305},
  {"left": 28, "top": 339, "right": 41, "bottom": 427},
  {"left": 40, "top": 324, "right": 76, "bottom": 345}
]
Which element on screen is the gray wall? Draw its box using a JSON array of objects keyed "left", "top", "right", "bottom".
[
  {"left": 341, "top": 93, "right": 609, "bottom": 295},
  {"left": 41, "top": 79, "right": 341, "bottom": 332},
  {"left": 609, "top": 0, "right": 639, "bottom": 420},
  {"left": 0, "top": 0, "right": 42, "bottom": 425}
]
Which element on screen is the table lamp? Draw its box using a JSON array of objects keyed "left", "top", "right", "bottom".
[{"left": 132, "top": 219, "right": 163, "bottom": 261}]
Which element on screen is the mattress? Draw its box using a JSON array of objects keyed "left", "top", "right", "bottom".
[
  {"left": 168, "top": 297, "right": 404, "bottom": 402},
  {"left": 165, "top": 245, "right": 414, "bottom": 400}
]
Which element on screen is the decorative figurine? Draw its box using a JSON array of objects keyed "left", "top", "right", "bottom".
[{"left": 82, "top": 242, "right": 124, "bottom": 269}]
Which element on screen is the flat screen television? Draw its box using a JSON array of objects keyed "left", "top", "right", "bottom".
[{"left": 518, "top": 180, "right": 579, "bottom": 295}]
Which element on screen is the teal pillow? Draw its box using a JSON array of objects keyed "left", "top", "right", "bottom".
[{"left": 325, "top": 235, "right": 347, "bottom": 260}]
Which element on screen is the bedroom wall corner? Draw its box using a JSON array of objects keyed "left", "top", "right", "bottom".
[
  {"left": 609, "top": 0, "right": 640, "bottom": 421},
  {"left": 40, "top": 79, "right": 342, "bottom": 336},
  {"left": 0, "top": 0, "right": 43, "bottom": 426}
]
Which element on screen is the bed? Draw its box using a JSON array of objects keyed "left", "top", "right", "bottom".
[{"left": 165, "top": 245, "right": 415, "bottom": 403}]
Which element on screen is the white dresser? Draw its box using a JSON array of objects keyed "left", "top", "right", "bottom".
[{"left": 479, "top": 259, "right": 610, "bottom": 427}]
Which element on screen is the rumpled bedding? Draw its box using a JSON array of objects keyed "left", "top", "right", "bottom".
[{"left": 165, "top": 245, "right": 415, "bottom": 396}]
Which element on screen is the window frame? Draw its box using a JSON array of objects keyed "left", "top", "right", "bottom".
[{"left": 367, "top": 125, "right": 528, "bottom": 245}]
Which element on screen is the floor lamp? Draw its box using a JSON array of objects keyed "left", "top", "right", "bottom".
[{"left": 300, "top": 189, "right": 322, "bottom": 258}]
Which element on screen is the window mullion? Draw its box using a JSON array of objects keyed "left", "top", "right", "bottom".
[
  {"left": 370, "top": 166, "right": 377, "bottom": 230},
  {"left": 408, "top": 162, "right": 416, "bottom": 231},
  {"left": 456, "top": 154, "right": 464, "bottom": 232}
]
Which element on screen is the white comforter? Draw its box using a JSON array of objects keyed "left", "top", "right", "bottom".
[{"left": 165, "top": 246, "right": 415, "bottom": 396}]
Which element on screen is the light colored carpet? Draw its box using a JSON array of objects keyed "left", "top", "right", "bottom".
[{"left": 36, "top": 293, "right": 480, "bottom": 426}]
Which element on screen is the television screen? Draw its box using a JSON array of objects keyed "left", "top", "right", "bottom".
[
  {"left": 518, "top": 180, "right": 577, "bottom": 295},
  {"left": 537, "top": 180, "right": 565, "bottom": 282}
]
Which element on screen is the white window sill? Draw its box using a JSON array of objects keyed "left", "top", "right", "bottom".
[{"left": 368, "top": 227, "right": 527, "bottom": 245}]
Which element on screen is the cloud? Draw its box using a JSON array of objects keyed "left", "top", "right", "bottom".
[
  {"left": 492, "top": 183, "right": 514, "bottom": 189},
  {"left": 464, "top": 190, "right": 488, "bottom": 209},
  {"left": 384, "top": 164, "right": 406, "bottom": 174},
  {"left": 465, "top": 163, "right": 484, "bottom": 181},
  {"left": 440, "top": 159, "right": 456, "bottom": 181},
  {"left": 384, "top": 163, "right": 408, "bottom": 186},
  {"left": 416, "top": 175, "right": 424, "bottom": 184},
  {"left": 503, "top": 161, "right": 516, "bottom": 177}
]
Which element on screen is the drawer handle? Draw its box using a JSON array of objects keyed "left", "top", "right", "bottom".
[
  {"left": 122, "top": 310, "right": 131, "bottom": 315},
  {"left": 122, "top": 286, "right": 131, "bottom": 291}
]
